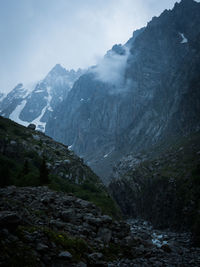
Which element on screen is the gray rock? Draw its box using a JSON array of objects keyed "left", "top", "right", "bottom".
[
  {"left": 61, "top": 209, "right": 76, "bottom": 223},
  {"left": 36, "top": 243, "right": 49, "bottom": 251},
  {"left": 58, "top": 251, "right": 72, "bottom": 259}
]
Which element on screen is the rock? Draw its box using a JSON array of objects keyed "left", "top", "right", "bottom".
[
  {"left": 58, "top": 251, "right": 72, "bottom": 259},
  {"left": 50, "top": 219, "right": 66, "bottom": 229},
  {"left": 75, "top": 199, "right": 94, "bottom": 209},
  {"left": 36, "top": 243, "right": 49, "bottom": 251},
  {"left": 101, "top": 215, "right": 112, "bottom": 224},
  {"left": 27, "top": 123, "right": 36, "bottom": 130},
  {"left": 60, "top": 209, "right": 76, "bottom": 223}
]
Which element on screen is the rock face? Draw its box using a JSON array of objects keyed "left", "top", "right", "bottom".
[
  {"left": 46, "top": 0, "right": 200, "bottom": 182},
  {"left": 109, "top": 132, "right": 200, "bottom": 245},
  {"left": 0, "top": 65, "right": 84, "bottom": 132}
]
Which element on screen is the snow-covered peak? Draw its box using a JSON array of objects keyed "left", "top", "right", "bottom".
[
  {"left": 5, "top": 83, "right": 29, "bottom": 100},
  {"left": 179, "top": 33, "right": 188, "bottom": 44}
]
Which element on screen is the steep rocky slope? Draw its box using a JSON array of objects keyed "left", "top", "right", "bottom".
[
  {"left": 109, "top": 131, "right": 200, "bottom": 245},
  {"left": 46, "top": 0, "right": 200, "bottom": 182},
  {"left": 0, "top": 116, "right": 119, "bottom": 217}
]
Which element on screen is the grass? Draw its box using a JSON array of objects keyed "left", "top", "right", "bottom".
[{"left": 0, "top": 115, "right": 121, "bottom": 219}]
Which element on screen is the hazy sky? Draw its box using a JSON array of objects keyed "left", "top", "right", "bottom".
[{"left": 0, "top": 0, "right": 184, "bottom": 93}]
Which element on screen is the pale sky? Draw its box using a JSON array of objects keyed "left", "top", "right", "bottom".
[{"left": 0, "top": 0, "right": 185, "bottom": 93}]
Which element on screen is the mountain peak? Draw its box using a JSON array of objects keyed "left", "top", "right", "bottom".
[
  {"left": 176, "top": 0, "right": 199, "bottom": 8},
  {"left": 48, "top": 64, "right": 68, "bottom": 76}
]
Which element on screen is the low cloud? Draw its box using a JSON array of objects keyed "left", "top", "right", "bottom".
[{"left": 91, "top": 46, "right": 129, "bottom": 87}]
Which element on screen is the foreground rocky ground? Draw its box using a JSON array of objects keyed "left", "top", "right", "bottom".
[{"left": 0, "top": 186, "right": 200, "bottom": 266}]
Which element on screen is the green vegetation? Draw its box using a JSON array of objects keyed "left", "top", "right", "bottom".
[
  {"left": 49, "top": 176, "right": 121, "bottom": 219},
  {"left": 17, "top": 225, "right": 90, "bottom": 262},
  {"left": 0, "top": 116, "right": 121, "bottom": 219},
  {"left": 117, "top": 131, "right": 200, "bottom": 245}
]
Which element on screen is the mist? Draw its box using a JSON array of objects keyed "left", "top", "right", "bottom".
[{"left": 91, "top": 46, "right": 129, "bottom": 87}]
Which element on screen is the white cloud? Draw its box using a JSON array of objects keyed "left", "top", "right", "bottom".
[{"left": 91, "top": 46, "right": 129, "bottom": 87}]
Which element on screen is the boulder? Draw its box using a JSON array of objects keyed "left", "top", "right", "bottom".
[
  {"left": 27, "top": 123, "right": 36, "bottom": 130},
  {"left": 58, "top": 251, "right": 72, "bottom": 259}
]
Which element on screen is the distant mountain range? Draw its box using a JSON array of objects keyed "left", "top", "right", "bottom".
[{"left": 0, "top": 65, "right": 84, "bottom": 131}]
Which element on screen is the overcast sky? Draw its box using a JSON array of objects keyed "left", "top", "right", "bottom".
[{"left": 0, "top": 0, "right": 185, "bottom": 93}]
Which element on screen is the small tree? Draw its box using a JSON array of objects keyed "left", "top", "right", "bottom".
[{"left": 39, "top": 158, "right": 49, "bottom": 185}]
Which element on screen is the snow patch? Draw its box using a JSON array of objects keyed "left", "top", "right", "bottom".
[
  {"left": 30, "top": 86, "right": 52, "bottom": 132},
  {"left": 103, "top": 149, "right": 114, "bottom": 158},
  {"left": 31, "top": 105, "right": 47, "bottom": 132},
  {"left": 9, "top": 100, "right": 29, "bottom": 127},
  {"left": 179, "top": 33, "right": 188, "bottom": 44},
  {"left": 34, "top": 90, "right": 44, "bottom": 93},
  {"left": 48, "top": 106, "right": 53, "bottom": 112},
  {"left": 68, "top": 145, "right": 73, "bottom": 150}
]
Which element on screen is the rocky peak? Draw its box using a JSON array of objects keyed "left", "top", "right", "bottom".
[
  {"left": 45, "top": 0, "right": 200, "bottom": 184},
  {"left": 46, "top": 64, "right": 68, "bottom": 78}
]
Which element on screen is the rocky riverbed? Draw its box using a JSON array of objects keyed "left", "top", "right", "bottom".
[
  {"left": 0, "top": 186, "right": 200, "bottom": 266},
  {"left": 109, "top": 219, "right": 200, "bottom": 266}
]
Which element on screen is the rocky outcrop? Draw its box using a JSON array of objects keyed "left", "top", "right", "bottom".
[
  {"left": 46, "top": 0, "right": 200, "bottom": 183},
  {"left": 1, "top": 186, "right": 200, "bottom": 266}
]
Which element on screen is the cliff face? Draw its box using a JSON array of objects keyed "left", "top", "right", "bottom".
[
  {"left": 46, "top": 0, "right": 200, "bottom": 182},
  {"left": 108, "top": 132, "right": 200, "bottom": 245}
]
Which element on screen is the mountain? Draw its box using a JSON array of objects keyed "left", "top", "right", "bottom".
[
  {"left": 46, "top": 0, "right": 200, "bottom": 182},
  {"left": 0, "top": 65, "right": 83, "bottom": 131},
  {"left": 0, "top": 120, "right": 199, "bottom": 265},
  {"left": 0, "top": 115, "right": 119, "bottom": 218}
]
